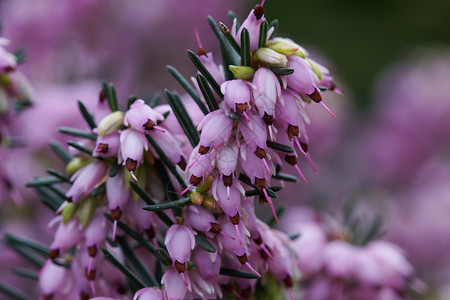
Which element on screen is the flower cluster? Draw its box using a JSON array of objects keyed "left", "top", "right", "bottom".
[{"left": 0, "top": 34, "right": 33, "bottom": 206}]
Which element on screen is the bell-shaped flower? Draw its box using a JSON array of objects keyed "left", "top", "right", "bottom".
[
  {"left": 189, "top": 269, "right": 216, "bottom": 299},
  {"left": 119, "top": 128, "right": 148, "bottom": 180},
  {"left": 192, "top": 243, "right": 221, "bottom": 281},
  {"left": 165, "top": 224, "right": 196, "bottom": 282},
  {"left": 238, "top": 112, "right": 268, "bottom": 153},
  {"left": 133, "top": 287, "right": 164, "bottom": 300},
  {"left": 186, "top": 145, "right": 215, "bottom": 187},
  {"left": 39, "top": 260, "right": 68, "bottom": 298},
  {"left": 221, "top": 79, "right": 251, "bottom": 115},
  {"left": 93, "top": 131, "right": 120, "bottom": 158},
  {"left": 184, "top": 205, "right": 217, "bottom": 233},
  {"left": 239, "top": 144, "right": 270, "bottom": 189},
  {"left": 149, "top": 129, "right": 186, "bottom": 169},
  {"left": 284, "top": 56, "right": 317, "bottom": 96},
  {"left": 232, "top": 7, "right": 273, "bottom": 52},
  {"left": 322, "top": 240, "right": 357, "bottom": 278},
  {"left": 198, "top": 52, "right": 225, "bottom": 86},
  {"left": 216, "top": 143, "right": 239, "bottom": 177},
  {"left": 66, "top": 161, "right": 108, "bottom": 203},
  {"left": 197, "top": 109, "right": 233, "bottom": 153},
  {"left": 252, "top": 68, "right": 281, "bottom": 122},
  {"left": 124, "top": 99, "right": 165, "bottom": 132},
  {"left": 212, "top": 175, "right": 244, "bottom": 219},
  {"left": 0, "top": 45, "right": 17, "bottom": 73},
  {"left": 49, "top": 217, "right": 83, "bottom": 258},
  {"left": 161, "top": 267, "right": 192, "bottom": 300}
]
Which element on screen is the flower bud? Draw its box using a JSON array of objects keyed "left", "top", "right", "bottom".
[
  {"left": 255, "top": 48, "right": 287, "bottom": 68},
  {"left": 306, "top": 58, "right": 323, "bottom": 80},
  {"left": 189, "top": 190, "right": 203, "bottom": 205},
  {"left": 195, "top": 175, "right": 213, "bottom": 194},
  {"left": 266, "top": 38, "right": 304, "bottom": 57},
  {"left": 97, "top": 111, "right": 124, "bottom": 136},
  {"left": 228, "top": 65, "right": 255, "bottom": 80},
  {"left": 65, "top": 157, "right": 90, "bottom": 175},
  {"left": 0, "top": 88, "right": 8, "bottom": 113},
  {"left": 62, "top": 202, "right": 77, "bottom": 223}
]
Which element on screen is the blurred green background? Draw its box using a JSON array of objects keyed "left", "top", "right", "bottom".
[{"left": 263, "top": 0, "right": 450, "bottom": 109}]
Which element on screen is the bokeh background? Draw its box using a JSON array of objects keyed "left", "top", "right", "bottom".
[{"left": 1, "top": 0, "right": 450, "bottom": 299}]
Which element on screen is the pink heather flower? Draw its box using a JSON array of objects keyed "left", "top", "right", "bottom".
[
  {"left": 124, "top": 99, "right": 165, "bottom": 132},
  {"left": 49, "top": 217, "right": 83, "bottom": 258},
  {"left": 284, "top": 56, "right": 317, "bottom": 96},
  {"left": 105, "top": 171, "right": 130, "bottom": 212},
  {"left": 252, "top": 67, "right": 281, "bottom": 122},
  {"left": 196, "top": 109, "right": 233, "bottom": 153},
  {"left": 165, "top": 224, "right": 196, "bottom": 279},
  {"left": 239, "top": 144, "right": 271, "bottom": 189},
  {"left": 188, "top": 269, "right": 216, "bottom": 298},
  {"left": 149, "top": 129, "right": 186, "bottom": 169},
  {"left": 119, "top": 128, "right": 148, "bottom": 179},
  {"left": 192, "top": 242, "right": 221, "bottom": 281},
  {"left": 216, "top": 143, "right": 239, "bottom": 177},
  {"left": 0, "top": 43, "right": 16, "bottom": 73},
  {"left": 184, "top": 205, "right": 217, "bottom": 233},
  {"left": 232, "top": 6, "right": 273, "bottom": 52},
  {"left": 162, "top": 267, "right": 192, "bottom": 300},
  {"left": 187, "top": 145, "right": 215, "bottom": 186},
  {"left": 238, "top": 112, "right": 268, "bottom": 153},
  {"left": 133, "top": 287, "right": 163, "bottom": 300},
  {"left": 65, "top": 161, "right": 108, "bottom": 203},
  {"left": 93, "top": 131, "right": 120, "bottom": 158},
  {"left": 198, "top": 52, "right": 226, "bottom": 86},
  {"left": 212, "top": 175, "right": 244, "bottom": 219},
  {"left": 221, "top": 79, "right": 252, "bottom": 115},
  {"left": 322, "top": 240, "right": 357, "bottom": 278},
  {"left": 39, "top": 260, "right": 68, "bottom": 298}
]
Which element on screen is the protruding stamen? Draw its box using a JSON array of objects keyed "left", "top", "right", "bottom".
[
  {"left": 294, "top": 164, "right": 307, "bottom": 183},
  {"left": 268, "top": 125, "right": 274, "bottom": 142},
  {"left": 245, "top": 262, "right": 262, "bottom": 277},
  {"left": 288, "top": 288, "right": 294, "bottom": 300},
  {"left": 260, "top": 244, "right": 274, "bottom": 260},
  {"left": 220, "top": 230, "right": 236, "bottom": 240},
  {"left": 90, "top": 280, "right": 96, "bottom": 296},
  {"left": 262, "top": 158, "right": 272, "bottom": 175},
  {"left": 55, "top": 201, "right": 67, "bottom": 214},
  {"left": 306, "top": 153, "right": 317, "bottom": 173},
  {"left": 235, "top": 224, "right": 243, "bottom": 245},
  {"left": 295, "top": 138, "right": 307, "bottom": 157},
  {"left": 88, "top": 257, "right": 94, "bottom": 274},
  {"left": 130, "top": 171, "right": 138, "bottom": 182},
  {"left": 188, "top": 153, "right": 201, "bottom": 169},
  {"left": 195, "top": 26, "right": 207, "bottom": 57},
  {"left": 242, "top": 111, "right": 250, "bottom": 122},
  {"left": 153, "top": 125, "right": 166, "bottom": 133},
  {"left": 112, "top": 220, "right": 118, "bottom": 242},
  {"left": 320, "top": 101, "right": 336, "bottom": 119},
  {"left": 263, "top": 189, "right": 279, "bottom": 224},
  {"left": 227, "top": 186, "right": 230, "bottom": 200},
  {"left": 180, "top": 183, "right": 194, "bottom": 196},
  {"left": 261, "top": 0, "right": 266, "bottom": 7},
  {"left": 180, "top": 272, "right": 188, "bottom": 287}
]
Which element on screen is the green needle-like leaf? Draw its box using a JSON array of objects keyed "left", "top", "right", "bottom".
[
  {"left": 164, "top": 89, "right": 199, "bottom": 147},
  {"left": 26, "top": 176, "right": 62, "bottom": 188},
  {"left": 266, "top": 206, "right": 285, "bottom": 227},
  {"left": 219, "top": 22, "right": 241, "bottom": 54},
  {"left": 147, "top": 92, "right": 161, "bottom": 108},
  {"left": 155, "top": 248, "right": 172, "bottom": 266},
  {"left": 266, "top": 141, "right": 295, "bottom": 153},
  {"left": 219, "top": 268, "right": 259, "bottom": 279},
  {"left": 142, "top": 198, "right": 190, "bottom": 212},
  {"left": 272, "top": 173, "right": 299, "bottom": 182},
  {"left": 11, "top": 268, "right": 38, "bottom": 281},
  {"left": 49, "top": 140, "right": 73, "bottom": 163},
  {"left": 13, "top": 47, "right": 27, "bottom": 65},
  {"left": 108, "top": 163, "right": 121, "bottom": 177},
  {"left": 59, "top": 127, "right": 97, "bottom": 140},
  {"left": 102, "top": 81, "right": 119, "bottom": 112},
  {"left": 245, "top": 186, "right": 282, "bottom": 197},
  {"left": 195, "top": 235, "right": 216, "bottom": 253},
  {"left": 129, "top": 181, "right": 174, "bottom": 227},
  {"left": 46, "top": 168, "right": 70, "bottom": 182},
  {"left": 102, "top": 248, "right": 146, "bottom": 290},
  {"left": 268, "top": 19, "right": 279, "bottom": 39},
  {"left": 77, "top": 100, "right": 96, "bottom": 130},
  {"left": 0, "top": 282, "right": 30, "bottom": 300},
  {"left": 196, "top": 74, "right": 219, "bottom": 112},
  {"left": 258, "top": 20, "right": 269, "bottom": 48},
  {"left": 228, "top": 10, "right": 241, "bottom": 32},
  {"left": 167, "top": 65, "right": 208, "bottom": 115},
  {"left": 271, "top": 68, "right": 294, "bottom": 76},
  {"left": 187, "top": 50, "right": 224, "bottom": 98},
  {"left": 240, "top": 28, "right": 251, "bottom": 67},
  {"left": 67, "top": 141, "right": 93, "bottom": 156},
  {"left": 4, "top": 234, "right": 50, "bottom": 257}
]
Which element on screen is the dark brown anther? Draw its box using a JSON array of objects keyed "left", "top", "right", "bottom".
[
  {"left": 222, "top": 174, "right": 233, "bottom": 187},
  {"left": 95, "top": 143, "right": 109, "bottom": 153},
  {"left": 175, "top": 261, "right": 186, "bottom": 274},
  {"left": 48, "top": 248, "right": 59, "bottom": 260},
  {"left": 210, "top": 222, "right": 222, "bottom": 234},
  {"left": 284, "top": 275, "right": 294, "bottom": 288},
  {"left": 99, "top": 89, "right": 106, "bottom": 103},
  {"left": 177, "top": 157, "right": 187, "bottom": 171},
  {"left": 300, "top": 142, "right": 309, "bottom": 153},
  {"left": 241, "top": 287, "right": 252, "bottom": 299},
  {"left": 80, "top": 292, "right": 90, "bottom": 300},
  {"left": 287, "top": 124, "right": 300, "bottom": 140},
  {"left": 230, "top": 214, "right": 240, "bottom": 225},
  {"left": 125, "top": 158, "right": 137, "bottom": 172},
  {"left": 330, "top": 81, "right": 338, "bottom": 91},
  {"left": 145, "top": 226, "right": 156, "bottom": 239},
  {"left": 4, "top": 66, "right": 15, "bottom": 73},
  {"left": 237, "top": 253, "right": 248, "bottom": 264},
  {"left": 198, "top": 145, "right": 210, "bottom": 155},
  {"left": 258, "top": 248, "right": 270, "bottom": 260},
  {"left": 87, "top": 245, "right": 97, "bottom": 257},
  {"left": 189, "top": 175, "right": 203, "bottom": 186},
  {"left": 284, "top": 154, "right": 297, "bottom": 166},
  {"left": 253, "top": 5, "right": 264, "bottom": 20},
  {"left": 86, "top": 269, "right": 96, "bottom": 281},
  {"left": 308, "top": 88, "right": 322, "bottom": 103},
  {"left": 198, "top": 48, "right": 207, "bottom": 57},
  {"left": 236, "top": 102, "right": 248, "bottom": 113},
  {"left": 258, "top": 194, "right": 266, "bottom": 204},
  {"left": 4, "top": 178, "right": 12, "bottom": 190},
  {"left": 254, "top": 235, "right": 263, "bottom": 245},
  {"left": 254, "top": 177, "right": 266, "bottom": 190},
  {"left": 143, "top": 119, "right": 156, "bottom": 131},
  {"left": 43, "top": 294, "right": 54, "bottom": 300},
  {"left": 255, "top": 146, "right": 266, "bottom": 159},
  {"left": 263, "top": 112, "right": 274, "bottom": 125},
  {"left": 66, "top": 196, "right": 73, "bottom": 203},
  {"left": 111, "top": 207, "right": 122, "bottom": 221}
]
